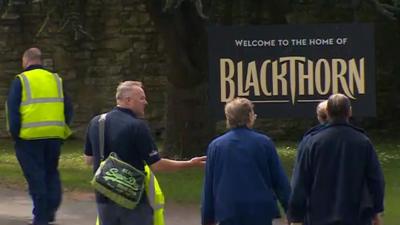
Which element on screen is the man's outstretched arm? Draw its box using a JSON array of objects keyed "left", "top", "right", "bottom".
[{"left": 150, "top": 156, "right": 206, "bottom": 172}]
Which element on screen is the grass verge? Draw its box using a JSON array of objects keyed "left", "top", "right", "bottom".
[{"left": 0, "top": 139, "right": 399, "bottom": 223}]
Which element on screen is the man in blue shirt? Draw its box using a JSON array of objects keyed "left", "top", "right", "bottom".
[
  {"left": 288, "top": 94, "right": 384, "bottom": 225},
  {"left": 84, "top": 81, "right": 206, "bottom": 225},
  {"left": 202, "top": 97, "right": 291, "bottom": 225}
]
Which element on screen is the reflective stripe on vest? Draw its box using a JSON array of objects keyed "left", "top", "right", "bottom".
[
  {"left": 145, "top": 165, "right": 165, "bottom": 225},
  {"left": 21, "top": 121, "right": 66, "bottom": 128},
  {"left": 18, "top": 70, "right": 71, "bottom": 140},
  {"left": 148, "top": 171, "right": 164, "bottom": 210},
  {"left": 20, "top": 73, "right": 64, "bottom": 106}
]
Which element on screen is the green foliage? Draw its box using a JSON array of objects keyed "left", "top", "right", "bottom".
[{"left": 157, "top": 168, "right": 204, "bottom": 203}]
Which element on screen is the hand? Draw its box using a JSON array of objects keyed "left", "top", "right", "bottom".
[
  {"left": 372, "top": 213, "right": 383, "bottom": 225},
  {"left": 189, "top": 156, "right": 206, "bottom": 167},
  {"left": 278, "top": 215, "right": 289, "bottom": 225}
]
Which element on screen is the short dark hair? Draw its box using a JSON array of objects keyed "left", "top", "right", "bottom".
[{"left": 327, "top": 94, "right": 351, "bottom": 120}]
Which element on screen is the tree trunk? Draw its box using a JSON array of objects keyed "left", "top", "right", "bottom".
[
  {"left": 145, "top": 0, "right": 295, "bottom": 157},
  {"left": 164, "top": 82, "right": 214, "bottom": 157},
  {"left": 146, "top": 0, "right": 215, "bottom": 157}
]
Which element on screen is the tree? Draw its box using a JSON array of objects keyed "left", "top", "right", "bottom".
[
  {"left": 146, "top": 0, "right": 399, "bottom": 157},
  {"left": 146, "top": 0, "right": 213, "bottom": 157}
]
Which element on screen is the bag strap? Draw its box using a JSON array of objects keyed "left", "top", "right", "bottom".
[{"left": 98, "top": 113, "right": 107, "bottom": 160}]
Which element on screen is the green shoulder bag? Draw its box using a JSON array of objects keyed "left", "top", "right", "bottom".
[{"left": 91, "top": 113, "right": 145, "bottom": 209}]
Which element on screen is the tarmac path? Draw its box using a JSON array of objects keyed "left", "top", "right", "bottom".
[{"left": 0, "top": 187, "right": 285, "bottom": 225}]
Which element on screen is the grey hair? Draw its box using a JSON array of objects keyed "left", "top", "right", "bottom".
[
  {"left": 316, "top": 100, "right": 328, "bottom": 123},
  {"left": 225, "top": 97, "right": 254, "bottom": 128},
  {"left": 115, "top": 81, "right": 143, "bottom": 100}
]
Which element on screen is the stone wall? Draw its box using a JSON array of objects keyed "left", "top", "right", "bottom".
[
  {"left": 0, "top": 0, "right": 168, "bottom": 139},
  {"left": 1, "top": 1, "right": 399, "bottom": 141}
]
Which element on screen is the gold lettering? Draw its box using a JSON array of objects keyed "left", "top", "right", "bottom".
[
  {"left": 218, "top": 57, "right": 367, "bottom": 103},
  {"left": 272, "top": 60, "right": 288, "bottom": 96},
  {"left": 280, "top": 56, "right": 305, "bottom": 104},
  {"left": 237, "top": 61, "right": 249, "bottom": 96},
  {"left": 332, "top": 58, "right": 354, "bottom": 99},
  {"left": 245, "top": 61, "right": 260, "bottom": 96},
  {"left": 260, "top": 60, "right": 272, "bottom": 96},
  {"left": 219, "top": 58, "right": 235, "bottom": 102},
  {"left": 299, "top": 60, "right": 314, "bottom": 95},
  {"left": 315, "top": 59, "right": 331, "bottom": 95},
  {"left": 349, "top": 58, "right": 365, "bottom": 94}
]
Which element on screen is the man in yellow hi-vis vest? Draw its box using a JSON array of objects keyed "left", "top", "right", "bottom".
[
  {"left": 84, "top": 81, "right": 205, "bottom": 225},
  {"left": 6, "top": 48, "right": 73, "bottom": 225}
]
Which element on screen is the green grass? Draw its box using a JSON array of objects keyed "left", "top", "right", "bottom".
[{"left": 0, "top": 139, "right": 399, "bottom": 223}]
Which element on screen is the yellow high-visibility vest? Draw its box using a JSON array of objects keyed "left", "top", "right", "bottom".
[
  {"left": 144, "top": 165, "right": 165, "bottom": 225},
  {"left": 17, "top": 69, "right": 71, "bottom": 140},
  {"left": 96, "top": 165, "right": 165, "bottom": 225}
]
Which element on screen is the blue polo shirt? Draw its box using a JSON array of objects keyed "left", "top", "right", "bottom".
[{"left": 84, "top": 107, "right": 161, "bottom": 203}]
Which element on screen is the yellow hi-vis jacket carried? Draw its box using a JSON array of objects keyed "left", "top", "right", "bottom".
[
  {"left": 17, "top": 69, "right": 71, "bottom": 140},
  {"left": 96, "top": 165, "right": 165, "bottom": 225},
  {"left": 145, "top": 164, "right": 165, "bottom": 225}
]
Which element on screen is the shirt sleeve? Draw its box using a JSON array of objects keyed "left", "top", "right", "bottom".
[
  {"left": 84, "top": 121, "right": 93, "bottom": 156},
  {"left": 365, "top": 141, "right": 385, "bottom": 213},
  {"left": 6, "top": 78, "right": 22, "bottom": 140},
  {"left": 201, "top": 142, "right": 216, "bottom": 225},
  {"left": 135, "top": 121, "right": 161, "bottom": 165},
  {"left": 266, "top": 139, "right": 291, "bottom": 213},
  {"left": 288, "top": 138, "right": 312, "bottom": 223}
]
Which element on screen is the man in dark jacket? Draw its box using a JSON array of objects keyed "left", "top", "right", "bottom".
[
  {"left": 288, "top": 94, "right": 384, "bottom": 225},
  {"left": 304, "top": 100, "right": 328, "bottom": 137},
  {"left": 202, "top": 97, "right": 291, "bottom": 225}
]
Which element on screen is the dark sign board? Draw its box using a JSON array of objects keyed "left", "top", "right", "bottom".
[{"left": 208, "top": 24, "right": 375, "bottom": 118}]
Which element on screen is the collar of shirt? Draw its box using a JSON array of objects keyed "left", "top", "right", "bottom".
[
  {"left": 327, "top": 120, "right": 365, "bottom": 133},
  {"left": 233, "top": 125, "right": 250, "bottom": 129},
  {"left": 24, "top": 64, "right": 44, "bottom": 72},
  {"left": 114, "top": 106, "right": 138, "bottom": 118},
  {"left": 328, "top": 118, "right": 349, "bottom": 125}
]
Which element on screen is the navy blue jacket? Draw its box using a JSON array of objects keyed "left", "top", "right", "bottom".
[
  {"left": 288, "top": 122, "right": 385, "bottom": 225},
  {"left": 302, "top": 123, "right": 327, "bottom": 139},
  {"left": 7, "top": 65, "right": 73, "bottom": 140},
  {"left": 201, "top": 127, "right": 291, "bottom": 225},
  {"left": 293, "top": 123, "right": 328, "bottom": 170}
]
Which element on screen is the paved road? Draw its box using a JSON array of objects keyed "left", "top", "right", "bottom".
[{"left": 0, "top": 188, "right": 284, "bottom": 225}]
